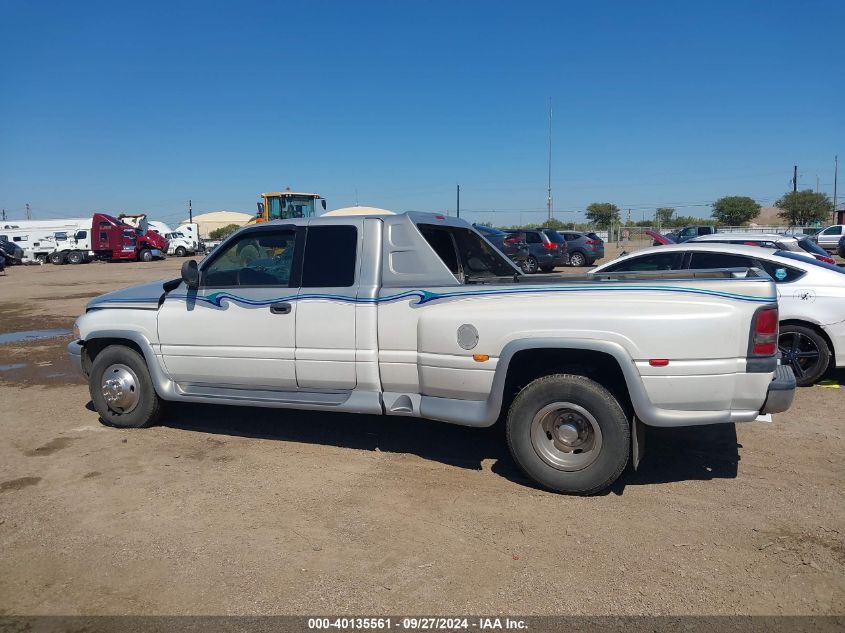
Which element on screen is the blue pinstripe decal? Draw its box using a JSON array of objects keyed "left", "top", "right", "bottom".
[{"left": 91, "top": 284, "right": 776, "bottom": 308}]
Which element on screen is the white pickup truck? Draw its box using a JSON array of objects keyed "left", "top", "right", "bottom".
[{"left": 69, "top": 212, "right": 796, "bottom": 494}]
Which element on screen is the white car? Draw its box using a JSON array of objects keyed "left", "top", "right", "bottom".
[
  {"left": 814, "top": 225, "right": 845, "bottom": 251},
  {"left": 687, "top": 232, "right": 837, "bottom": 264},
  {"left": 593, "top": 243, "right": 845, "bottom": 385}
]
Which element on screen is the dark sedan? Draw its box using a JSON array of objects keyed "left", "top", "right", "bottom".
[{"left": 506, "top": 228, "right": 569, "bottom": 273}]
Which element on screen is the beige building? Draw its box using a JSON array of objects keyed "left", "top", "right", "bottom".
[{"left": 183, "top": 211, "right": 253, "bottom": 238}]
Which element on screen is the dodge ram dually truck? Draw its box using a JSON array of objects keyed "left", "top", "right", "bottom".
[{"left": 68, "top": 212, "right": 796, "bottom": 494}]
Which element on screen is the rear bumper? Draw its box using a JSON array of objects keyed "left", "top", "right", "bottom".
[{"left": 761, "top": 364, "right": 796, "bottom": 414}]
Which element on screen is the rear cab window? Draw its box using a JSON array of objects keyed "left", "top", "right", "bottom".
[
  {"left": 418, "top": 224, "right": 516, "bottom": 282},
  {"left": 301, "top": 225, "right": 358, "bottom": 287}
]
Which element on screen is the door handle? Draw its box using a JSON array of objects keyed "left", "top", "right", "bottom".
[{"left": 270, "top": 302, "right": 292, "bottom": 315}]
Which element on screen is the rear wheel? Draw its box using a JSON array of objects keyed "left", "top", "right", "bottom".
[
  {"left": 778, "top": 324, "right": 831, "bottom": 386},
  {"left": 89, "top": 346, "right": 162, "bottom": 428},
  {"left": 506, "top": 374, "right": 630, "bottom": 495},
  {"left": 49, "top": 251, "right": 66, "bottom": 265},
  {"left": 569, "top": 251, "right": 587, "bottom": 267},
  {"left": 138, "top": 248, "right": 153, "bottom": 262},
  {"left": 67, "top": 250, "right": 84, "bottom": 265}
]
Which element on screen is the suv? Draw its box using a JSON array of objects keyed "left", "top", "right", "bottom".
[
  {"left": 661, "top": 225, "right": 716, "bottom": 244},
  {"left": 559, "top": 231, "right": 605, "bottom": 267},
  {"left": 508, "top": 228, "right": 568, "bottom": 273}
]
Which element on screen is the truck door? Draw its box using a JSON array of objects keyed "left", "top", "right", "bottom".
[
  {"left": 294, "top": 223, "right": 360, "bottom": 390},
  {"left": 157, "top": 226, "right": 301, "bottom": 391}
]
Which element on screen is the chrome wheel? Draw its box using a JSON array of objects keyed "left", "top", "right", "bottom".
[
  {"left": 530, "top": 402, "right": 603, "bottom": 471},
  {"left": 570, "top": 252, "right": 586, "bottom": 267},
  {"left": 524, "top": 257, "right": 538, "bottom": 274},
  {"left": 778, "top": 332, "right": 821, "bottom": 382},
  {"left": 101, "top": 364, "right": 141, "bottom": 413}
]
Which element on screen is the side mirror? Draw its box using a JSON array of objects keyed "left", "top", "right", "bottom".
[
  {"left": 321, "top": 199, "right": 327, "bottom": 210},
  {"left": 181, "top": 259, "right": 199, "bottom": 288}
]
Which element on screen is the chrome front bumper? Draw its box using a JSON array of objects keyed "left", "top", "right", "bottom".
[{"left": 760, "top": 364, "right": 796, "bottom": 414}]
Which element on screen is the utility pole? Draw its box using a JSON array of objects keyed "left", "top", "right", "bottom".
[
  {"left": 833, "top": 155, "right": 839, "bottom": 225},
  {"left": 25, "top": 203, "right": 31, "bottom": 220},
  {"left": 456, "top": 184, "right": 460, "bottom": 219},
  {"left": 1, "top": 209, "right": 5, "bottom": 222},
  {"left": 792, "top": 165, "right": 798, "bottom": 192},
  {"left": 547, "top": 98, "right": 553, "bottom": 221},
  {"left": 188, "top": 199, "right": 193, "bottom": 223},
  {"left": 816, "top": 175, "right": 820, "bottom": 193}
]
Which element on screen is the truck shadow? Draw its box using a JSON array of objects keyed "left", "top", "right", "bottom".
[{"left": 158, "top": 402, "right": 739, "bottom": 494}]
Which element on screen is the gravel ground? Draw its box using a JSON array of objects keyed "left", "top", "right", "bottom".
[{"left": 0, "top": 257, "right": 843, "bottom": 616}]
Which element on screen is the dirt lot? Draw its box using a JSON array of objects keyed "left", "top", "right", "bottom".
[{"left": 0, "top": 257, "right": 843, "bottom": 616}]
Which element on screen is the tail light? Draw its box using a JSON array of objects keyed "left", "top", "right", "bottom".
[
  {"left": 815, "top": 254, "right": 836, "bottom": 264},
  {"left": 543, "top": 242, "right": 557, "bottom": 250},
  {"left": 503, "top": 235, "right": 523, "bottom": 246},
  {"left": 750, "top": 307, "right": 778, "bottom": 356},
  {"left": 586, "top": 239, "right": 600, "bottom": 246}
]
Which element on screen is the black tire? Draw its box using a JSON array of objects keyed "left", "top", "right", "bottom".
[
  {"left": 175, "top": 246, "right": 187, "bottom": 257},
  {"left": 569, "top": 251, "right": 587, "bottom": 267},
  {"left": 89, "top": 346, "right": 162, "bottom": 428},
  {"left": 138, "top": 248, "right": 153, "bottom": 262},
  {"left": 778, "top": 324, "right": 831, "bottom": 387},
  {"left": 49, "top": 251, "right": 66, "bottom": 265},
  {"left": 67, "top": 250, "right": 84, "bottom": 265},
  {"left": 506, "top": 374, "right": 630, "bottom": 495},
  {"left": 35, "top": 254, "right": 48, "bottom": 265},
  {"left": 540, "top": 265, "right": 555, "bottom": 273},
  {"left": 524, "top": 256, "right": 539, "bottom": 274}
]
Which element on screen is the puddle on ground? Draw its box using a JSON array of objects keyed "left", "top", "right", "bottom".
[
  {"left": 0, "top": 363, "right": 27, "bottom": 371},
  {"left": 0, "top": 329, "right": 72, "bottom": 345}
]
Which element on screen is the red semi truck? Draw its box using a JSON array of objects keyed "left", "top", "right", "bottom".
[{"left": 48, "top": 213, "right": 168, "bottom": 264}]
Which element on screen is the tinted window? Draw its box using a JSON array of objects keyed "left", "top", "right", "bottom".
[
  {"left": 204, "top": 229, "right": 297, "bottom": 287},
  {"left": 821, "top": 226, "right": 842, "bottom": 235},
  {"left": 542, "top": 229, "right": 564, "bottom": 243},
  {"left": 420, "top": 224, "right": 516, "bottom": 280},
  {"left": 525, "top": 232, "right": 542, "bottom": 244},
  {"left": 689, "top": 252, "right": 754, "bottom": 269},
  {"left": 474, "top": 225, "right": 505, "bottom": 237},
  {"left": 603, "top": 252, "right": 683, "bottom": 272},
  {"left": 798, "top": 237, "right": 829, "bottom": 256},
  {"left": 301, "top": 225, "right": 357, "bottom": 287},
  {"left": 756, "top": 260, "right": 806, "bottom": 283},
  {"left": 774, "top": 250, "right": 845, "bottom": 275}
]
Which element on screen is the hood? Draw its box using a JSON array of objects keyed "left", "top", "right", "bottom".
[
  {"left": 86, "top": 279, "right": 174, "bottom": 311},
  {"left": 645, "top": 229, "right": 675, "bottom": 245}
]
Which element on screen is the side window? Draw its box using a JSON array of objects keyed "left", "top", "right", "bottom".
[
  {"left": 756, "top": 260, "right": 806, "bottom": 283},
  {"left": 419, "top": 225, "right": 460, "bottom": 275},
  {"left": 526, "top": 232, "right": 542, "bottom": 244},
  {"left": 203, "top": 229, "right": 297, "bottom": 287},
  {"left": 603, "top": 252, "right": 683, "bottom": 272},
  {"left": 822, "top": 226, "right": 842, "bottom": 235},
  {"left": 301, "top": 225, "right": 358, "bottom": 287},
  {"left": 689, "top": 252, "right": 754, "bottom": 269},
  {"left": 13, "top": 235, "right": 27, "bottom": 242}
]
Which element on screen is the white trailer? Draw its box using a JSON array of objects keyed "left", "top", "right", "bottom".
[{"left": 0, "top": 219, "right": 91, "bottom": 263}]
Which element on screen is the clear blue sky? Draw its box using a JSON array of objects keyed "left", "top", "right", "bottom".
[{"left": 1, "top": 0, "right": 842, "bottom": 228}]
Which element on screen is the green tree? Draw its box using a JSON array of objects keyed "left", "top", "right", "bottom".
[
  {"left": 711, "top": 196, "right": 761, "bottom": 225},
  {"left": 585, "top": 202, "right": 621, "bottom": 229},
  {"left": 775, "top": 190, "right": 833, "bottom": 226},
  {"left": 655, "top": 207, "right": 675, "bottom": 226},
  {"left": 208, "top": 223, "right": 242, "bottom": 240}
]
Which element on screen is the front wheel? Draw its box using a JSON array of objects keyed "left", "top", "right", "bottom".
[
  {"left": 778, "top": 324, "right": 831, "bottom": 386},
  {"left": 523, "top": 256, "right": 538, "bottom": 274},
  {"left": 89, "top": 346, "right": 162, "bottom": 428},
  {"left": 506, "top": 374, "right": 630, "bottom": 495},
  {"left": 174, "top": 246, "right": 187, "bottom": 257},
  {"left": 138, "top": 249, "right": 153, "bottom": 262}
]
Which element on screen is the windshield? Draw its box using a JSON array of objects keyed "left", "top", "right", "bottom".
[{"left": 773, "top": 250, "right": 845, "bottom": 274}]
